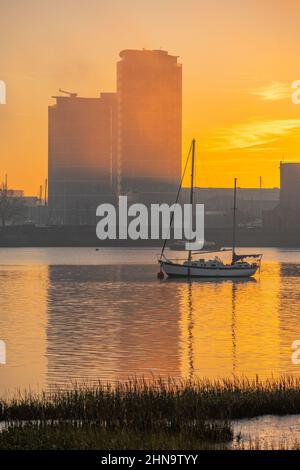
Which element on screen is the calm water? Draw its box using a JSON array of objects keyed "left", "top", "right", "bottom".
[
  {"left": 231, "top": 415, "right": 300, "bottom": 449},
  {"left": 1, "top": 247, "right": 300, "bottom": 395}
]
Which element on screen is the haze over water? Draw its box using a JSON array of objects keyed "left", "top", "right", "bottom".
[{"left": 1, "top": 247, "right": 300, "bottom": 395}]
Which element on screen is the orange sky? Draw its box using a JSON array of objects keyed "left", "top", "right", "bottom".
[{"left": 1, "top": 0, "right": 300, "bottom": 195}]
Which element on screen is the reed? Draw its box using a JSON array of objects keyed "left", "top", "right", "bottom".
[
  {"left": 1, "top": 376, "right": 300, "bottom": 449},
  {"left": 0, "top": 421, "right": 232, "bottom": 450},
  {"left": 2, "top": 376, "right": 300, "bottom": 421}
]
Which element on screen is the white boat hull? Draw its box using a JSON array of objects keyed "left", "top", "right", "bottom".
[{"left": 160, "top": 261, "right": 258, "bottom": 278}]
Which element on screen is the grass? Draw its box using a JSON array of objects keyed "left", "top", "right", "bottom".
[
  {"left": 0, "top": 422, "right": 231, "bottom": 450},
  {"left": 1, "top": 376, "right": 300, "bottom": 449}
]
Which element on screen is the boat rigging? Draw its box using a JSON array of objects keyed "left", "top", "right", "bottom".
[{"left": 158, "top": 139, "right": 262, "bottom": 278}]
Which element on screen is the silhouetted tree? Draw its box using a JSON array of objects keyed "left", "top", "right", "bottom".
[{"left": 0, "top": 189, "right": 26, "bottom": 227}]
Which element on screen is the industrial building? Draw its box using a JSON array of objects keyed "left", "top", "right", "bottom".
[
  {"left": 280, "top": 162, "right": 300, "bottom": 211},
  {"left": 263, "top": 162, "right": 300, "bottom": 232},
  {"left": 183, "top": 187, "right": 279, "bottom": 228},
  {"left": 48, "top": 92, "right": 117, "bottom": 225}
]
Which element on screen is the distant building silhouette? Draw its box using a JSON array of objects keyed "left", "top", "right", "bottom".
[
  {"left": 280, "top": 162, "right": 300, "bottom": 211},
  {"left": 263, "top": 162, "right": 300, "bottom": 234},
  {"left": 116, "top": 49, "right": 182, "bottom": 204},
  {"left": 187, "top": 187, "right": 279, "bottom": 228},
  {"left": 48, "top": 49, "right": 182, "bottom": 224},
  {"left": 48, "top": 93, "right": 117, "bottom": 225}
]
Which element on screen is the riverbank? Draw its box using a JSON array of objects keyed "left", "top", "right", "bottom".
[
  {"left": 0, "top": 224, "right": 298, "bottom": 247},
  {"left": 1, "top": 377, "right": 300, "bottom": 449}
]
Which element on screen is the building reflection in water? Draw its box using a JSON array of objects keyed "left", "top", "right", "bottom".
[
  {"left": 0, "top": 265, "right": 48, "bottom": 395},
  {"left": 2, "top": 258, "right": 299, "bottom": 395},
  {"left": 279, "top": 263, "right": 300, "bottom": 376},
  {"left": 46, "top": 265, "right": 182, "bottom": 386},
  {"left": 46, "top": 262, "right": 293, "bottom": 386}
]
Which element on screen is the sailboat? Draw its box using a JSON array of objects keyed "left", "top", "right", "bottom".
[{"left": 158, "top": 139, "right": 262, "bottom": 278}]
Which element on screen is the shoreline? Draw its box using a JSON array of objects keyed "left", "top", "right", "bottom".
[{"left": 1, "top": 377, "right": 300, "bottom": 449}]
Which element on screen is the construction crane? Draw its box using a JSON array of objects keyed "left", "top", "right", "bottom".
[{"left": 59, "top": 88, "right": 77, "bottom": 98}]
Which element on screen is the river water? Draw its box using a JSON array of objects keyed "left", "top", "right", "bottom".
[{"left": 1, "top": 247, "right": 300, "bottom": 395}]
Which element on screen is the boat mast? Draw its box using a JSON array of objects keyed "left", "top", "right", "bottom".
[
  {"left": 188, "top": 139, "right": 196, "bottom": 264},
  {"left": 159, "top": 141, "right": 193, "bottom": 261},
  {"left": 231, "top": 177, "right": 237, "bottom": 264}
]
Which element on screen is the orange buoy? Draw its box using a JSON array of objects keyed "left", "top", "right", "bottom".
[{"left": 157, "top": 270, "right": 164, "bottom": 280}]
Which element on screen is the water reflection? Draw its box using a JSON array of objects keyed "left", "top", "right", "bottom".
[
  {"left": 231, "top": 282, "right": 237, "bottom": 375},
  {"left": 279, "top": 263, "right": 300, "bottom": 376},
  {"left": 177, "top": 275, "right": 279, "bottom": 380},
  {"left": 0, "top": 265, "right": 48, "bottom": 395},
  {"left": 1, "top": 249, "right": 300, "bottom": 394},
  {"left": 46, "top": 265, "right": 182, "bottom": 386}
]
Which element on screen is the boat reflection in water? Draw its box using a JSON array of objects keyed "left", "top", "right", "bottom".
[
  {"left": 174, "top": 263, "right": 281, "bottom": 381},
  {"left": 45, "top": 261, "right": 282, "bottom": 387},
  {"left": 167, "top": 276, "right": 258, "bottom": 380},
  {"left": 1, "top": 249, "right": 300, "bottom": 395}
]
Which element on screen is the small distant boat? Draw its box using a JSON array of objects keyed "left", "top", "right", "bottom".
[{"left": 158, "top": 139, "right": 262, "bottom": 279}]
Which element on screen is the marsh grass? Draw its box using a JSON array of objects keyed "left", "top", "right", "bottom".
[
  {"left": 2, "top": 376, "right": 300, "bottom": 421},
  {"left": 1, "top": 376, "right": 300, "bottom": 449},
  {"left": 0, "top": 422, "right": 231, "bottom": 450}
]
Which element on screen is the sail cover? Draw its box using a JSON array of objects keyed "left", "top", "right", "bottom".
[{"left": 233, "top": 253, "right": 262, "bottom": 262}]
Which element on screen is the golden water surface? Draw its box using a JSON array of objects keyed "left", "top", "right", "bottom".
[{"left": 0, "top": 247, "right": 300, "bottom": 395}]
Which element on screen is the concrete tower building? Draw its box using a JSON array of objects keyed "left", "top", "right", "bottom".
[
  {"left": 117, "top": 49, "right": 182, "bottom": 204},
  {"left": 48, "top": 92, "right": 117, "bottom": 224}
]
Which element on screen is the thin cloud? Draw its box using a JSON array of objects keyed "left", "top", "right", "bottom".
[
  {"left": 207, "top": 119, "right": 300, "bottom": 152},
  {"left": 251, "top": 81, "right": 291, "bottom": 101}
]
